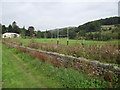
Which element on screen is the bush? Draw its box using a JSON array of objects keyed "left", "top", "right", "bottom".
[{"left": 27, "top": 42, "right": 41, "bottom": 49}]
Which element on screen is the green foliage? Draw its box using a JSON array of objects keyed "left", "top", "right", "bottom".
[
  {"left": 78, "top": 21, "right": 101, "bottom": 32},
  {"left": 69, "top": 29, "right": 76, "bottom": 39},
  {"left": 36, "top": 31, "right": 42, "bottom": 38},
  {"left": 8, "top": 25, "right": 13, "bottom": 33},
  {"left": 43, "top": 66, "right": 107, "bottom": 88},
  {"left": 2, "top": 25, "right": 7, "bottom": 34},
  {"left": 12, "top": 25, "right": 20, "bottom": 34},
  {"left": 101, "top": 17, "right": 119, "bottom": 25},
  {"left": 28, "top": 26, "right": 35, "bottom": 37},
  {"left": 20, "top": 28, "right": 26, "bottom": 38}
]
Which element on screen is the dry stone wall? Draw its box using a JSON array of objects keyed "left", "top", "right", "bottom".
[{"left": 3, "top": 41, "right": 120, "bottom": 76}]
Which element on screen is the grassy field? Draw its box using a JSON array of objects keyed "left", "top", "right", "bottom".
[
  {"left": 3, "top": 44, "right": 119, "bottom": 88},
  {"left": 101, "top": 25, "right": 115, "bottom": 29},
  {"left": 5, "top": 38, "right": 119, "bottom": 45}
]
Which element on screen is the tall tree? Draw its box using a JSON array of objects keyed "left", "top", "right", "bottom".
[
  {"left": 36, "top": 31, "right": 42, "bottom": 38},
  {"left": 13, "top": 25, "right": 20, "bottom": 33},
  {"left": 2, "top": 25, "right": 7, "bottom": 34},
  {"left": 12, "top": 21, "right": 17, "bottom": 28},
  {"left": 28, "top": 26, "right": 35, "bottom": 37},
  {"left": 12, "top": 21, "right": 20, "bottom": 33},
  {"left": 8, "top": 25, "right": 13, "bottom": 33}
]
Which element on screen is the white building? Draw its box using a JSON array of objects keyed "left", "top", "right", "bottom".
[{"left": 2, "top": 33, "right": 21, "bottom": 38}]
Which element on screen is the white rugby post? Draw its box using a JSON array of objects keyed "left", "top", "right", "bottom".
[{"left": 57, "top": 28, "right": 59, "bottom": 45}]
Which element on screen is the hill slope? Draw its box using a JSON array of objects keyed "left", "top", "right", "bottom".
[{"left": 47, "top": 16, "right": 120, "bottom": 40}]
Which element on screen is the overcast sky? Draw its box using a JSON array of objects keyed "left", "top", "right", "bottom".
[{"left": 1, "top": 0, "right": 119, "bottom": 31}]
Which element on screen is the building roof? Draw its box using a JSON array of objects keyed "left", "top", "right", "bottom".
[{"left": 3, "top": 33, "right": 19, "bottom": 35}]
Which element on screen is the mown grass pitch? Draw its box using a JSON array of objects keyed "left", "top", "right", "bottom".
[{"left": 6, "top": 38, "right": 119, "bottom": 45}]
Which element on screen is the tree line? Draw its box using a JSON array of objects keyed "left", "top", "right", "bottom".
[{"left": 1, "top": 16, "right": 120, "bottom": 40}]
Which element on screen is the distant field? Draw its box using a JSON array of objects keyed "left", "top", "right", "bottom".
[
  {"left": 5, "top": 38, "right": 119, "bottom": 45},
  {"left": 101, "top": 25, "right": 115, "bottom": 28}
]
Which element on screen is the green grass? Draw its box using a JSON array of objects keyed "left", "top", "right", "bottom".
[
  {"left": 2, "top": 45, "right": 41, "bottom": 88},
  {"left": 2, "top": 44, "right": 61, "bottom": 88},
  {"left": 5, "top": 38, "right": 119, "bottom": 46},
  {"left": 3, "top": 44, "right": 119, "bottom": 88}
]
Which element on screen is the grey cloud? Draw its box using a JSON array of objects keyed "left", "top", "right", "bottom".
[{"left": 2, "top": 1, "right": 118, "bottom": 31}]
